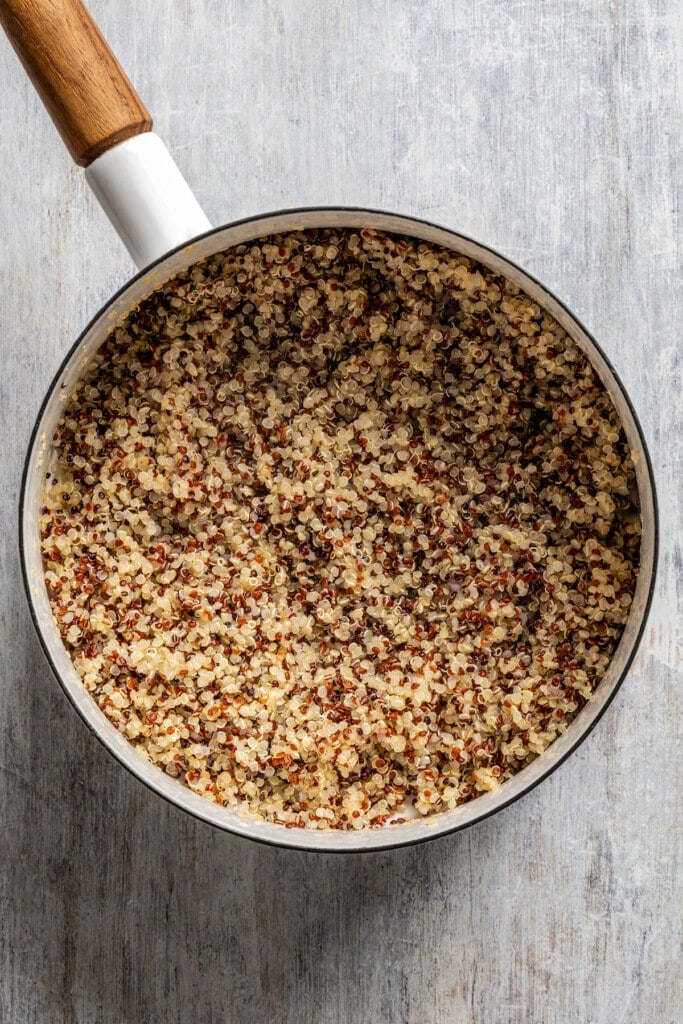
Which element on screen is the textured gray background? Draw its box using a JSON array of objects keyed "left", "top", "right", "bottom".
[{"left": 0, "top": 2, "right": 680, "bottom": 1022}]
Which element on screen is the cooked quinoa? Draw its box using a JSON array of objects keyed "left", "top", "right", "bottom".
[{"left": 40, "top": 228, "right": 640, "bottom": 829}]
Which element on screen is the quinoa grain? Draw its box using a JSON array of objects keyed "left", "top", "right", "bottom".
[{"left": 41, "top": 229, "right": 640, "bottom": 829}]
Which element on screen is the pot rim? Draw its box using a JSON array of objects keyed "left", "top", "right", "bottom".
[{"left": 19, "top": 206, "right": 659, "bottom": 852}]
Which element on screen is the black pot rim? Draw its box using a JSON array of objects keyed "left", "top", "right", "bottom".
[{"left": 18, "top": 206, "right": 659, "bottom": 853}]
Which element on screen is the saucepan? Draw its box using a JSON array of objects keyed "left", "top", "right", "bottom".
[{"left": 2, "top": 0, "right": 657, "bottom": 851}]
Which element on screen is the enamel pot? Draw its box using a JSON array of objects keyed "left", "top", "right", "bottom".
[{"left": 2, "top": 0, "right": 657, "bottom": 851}]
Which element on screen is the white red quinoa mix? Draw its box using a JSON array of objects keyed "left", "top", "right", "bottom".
[{"left": 40, "top": 229, "right": 640, "bottom": 829}]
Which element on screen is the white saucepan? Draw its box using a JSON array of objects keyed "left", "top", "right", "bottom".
[{"left": 2, "top": 0, "right": 657, "bottom": 851}]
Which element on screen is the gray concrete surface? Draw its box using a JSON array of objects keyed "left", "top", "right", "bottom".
[{"left": 0, "top": 2, "right": 680, "bottom": 1021}]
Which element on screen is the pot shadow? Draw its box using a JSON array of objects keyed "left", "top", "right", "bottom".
[{"left": 5, "top": 599, "right": 512, "bottom": 1024}]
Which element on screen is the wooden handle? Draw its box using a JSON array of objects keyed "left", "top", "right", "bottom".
[{"left": 0, "top": 0, "right": 152, "bottom": 166}]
